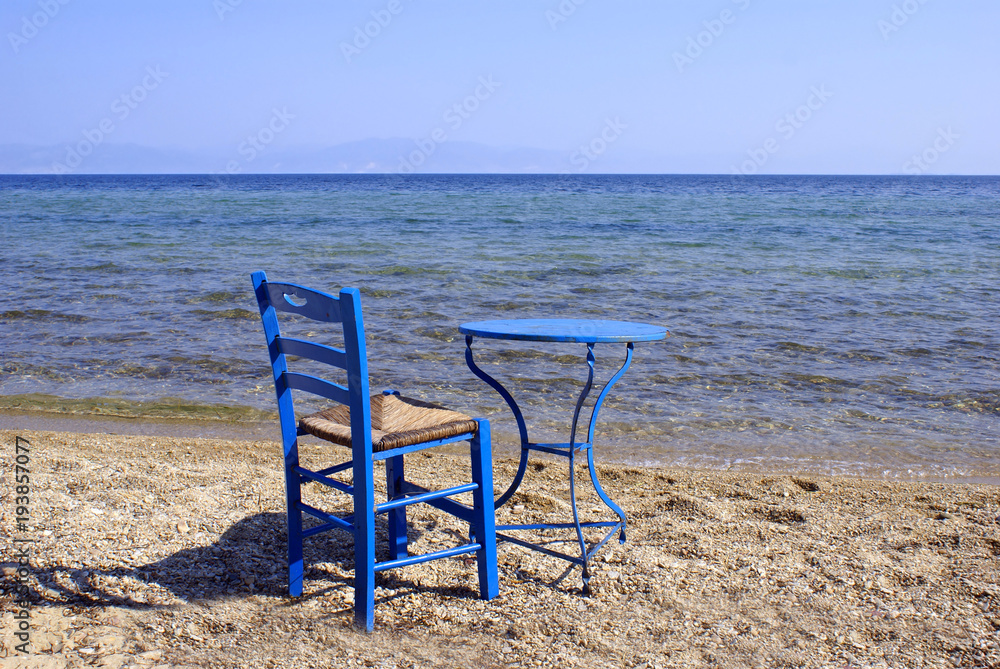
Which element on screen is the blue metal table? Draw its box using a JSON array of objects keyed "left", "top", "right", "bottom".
[{"left": 459, "top": 318, "right": 667, "bottom": 592}]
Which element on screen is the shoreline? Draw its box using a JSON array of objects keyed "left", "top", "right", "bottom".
[
  {"left": 2, "top": 407, "right": 998, "bottom": 487},
  {"left": 1, "top": 428, "right": 998, "bottom": 667}
]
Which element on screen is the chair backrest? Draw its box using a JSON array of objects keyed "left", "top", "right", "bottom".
[{"left": 252, "top": 270, "right": 372, "bottom": 458}]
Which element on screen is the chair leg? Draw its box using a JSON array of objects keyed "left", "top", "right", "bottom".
[
  {"left": 471, "top": 420, "right": 499, "bottom": 600},
  {"left": 284, "top": 443, "right": 305, "bottom": 598},
  {"left": 354, "top": 449, "right": 377, "bottom": 631},
  {"left": 385, "top": 455, "right": 408, "bottom": 561}
]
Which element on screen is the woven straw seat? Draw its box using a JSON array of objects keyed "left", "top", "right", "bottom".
[{"left": 300, "top": 393, "right": 479, "bottom": 452}]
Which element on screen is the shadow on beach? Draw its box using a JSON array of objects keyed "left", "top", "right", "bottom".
[{"left": 15, "top": 512, "right": 488, "bottom": 621}]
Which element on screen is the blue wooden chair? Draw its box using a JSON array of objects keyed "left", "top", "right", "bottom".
[{"left": 251, "top": 271, "right": 498, "bottom": 631}]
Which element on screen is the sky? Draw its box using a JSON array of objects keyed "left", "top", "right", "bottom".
[{"left": 1, "top": 0, "right": 998, "bottom": 174}]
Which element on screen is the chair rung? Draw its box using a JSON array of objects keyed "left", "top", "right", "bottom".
[
  {"left": 399, "top": 481, "right": 475, "bottom": 522},
  {"left": 295, "top": 466, "right": 353, "bottom": 494},
  {"left": 302, "top": 521, "right": 339, "bottom": 538},
  {"left": 298, "top": 502, "right": 353, "bottom": 533},
  {"left": 374, "top": 543, "right": 482, "bottom": 572},
  {"left": 377, "top": 482, "right": 478, "bottom": 513},
  {"left": 315, "top": 461, "right": 353, "bottom": 477}
]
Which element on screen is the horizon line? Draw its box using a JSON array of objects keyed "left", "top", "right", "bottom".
[{"left": 1, "top": 172, "right": 996, "bottom": 178}]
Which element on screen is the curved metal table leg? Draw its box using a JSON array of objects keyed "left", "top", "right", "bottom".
[
  {"left": 568, "top": 343, "right": 596, "bottom": 593},
  {"left": 586, "top": 342, "right": 633, "bottom": 544},
  {"left": 465, "top": 335, "right": 530, "bottom": 508}
]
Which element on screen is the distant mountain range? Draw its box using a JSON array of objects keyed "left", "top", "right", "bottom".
[
  {"left": 2, "top": 139, "right": 985, "bottom": 176},
  {"left": 0, "top": 138, "right": 667, "bottom": 175}
]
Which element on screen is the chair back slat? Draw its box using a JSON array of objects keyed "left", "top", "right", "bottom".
[
  {"left": 285, "top": 371, "right": 351, "bottom": 406},
  {"left": 265, "top": 281, "right": 343, "bottom": 323},
  {"left": 277, "top": 336, "right": 348, "bottom": 370}
]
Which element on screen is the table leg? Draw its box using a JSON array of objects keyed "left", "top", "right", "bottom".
[
  {"left": 465, "top": 335, "right": 530, "bottom": 508},
  {"left": 567, "top": 344, "right": 597, "bottom": 591},
  {"left": 567, "top": 342, "right": 634, "bottom": 592},
  {"left": 465, "top": 335, "right": 636, "bottom": 593},
  {"left": 584, "top": 341, "right": 633, "bottom": 538}
]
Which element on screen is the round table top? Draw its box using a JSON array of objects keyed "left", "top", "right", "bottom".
[{"left": 459, "top": 318, "right": 667, "bottom": 343}]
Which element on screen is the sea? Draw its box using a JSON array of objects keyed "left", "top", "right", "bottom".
[{"left": 1, "top": 174, "right": 998, "bottom": 483}]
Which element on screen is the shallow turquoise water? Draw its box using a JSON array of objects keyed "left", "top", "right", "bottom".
[{"left": 2, "top": 174, "right": 998, "bottom": 481}]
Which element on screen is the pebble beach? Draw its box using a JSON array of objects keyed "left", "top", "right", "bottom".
[{"left": 2, "top": 428, "right": 998, "bottom": 668}]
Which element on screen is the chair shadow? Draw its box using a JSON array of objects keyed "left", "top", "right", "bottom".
[{"left": 14, "top": 512, "right": 488, "bottom": 621}]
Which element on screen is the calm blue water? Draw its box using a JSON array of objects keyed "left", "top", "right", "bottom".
[{"left": 2, "top": 174, "right": 998, "bottom": 481}]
